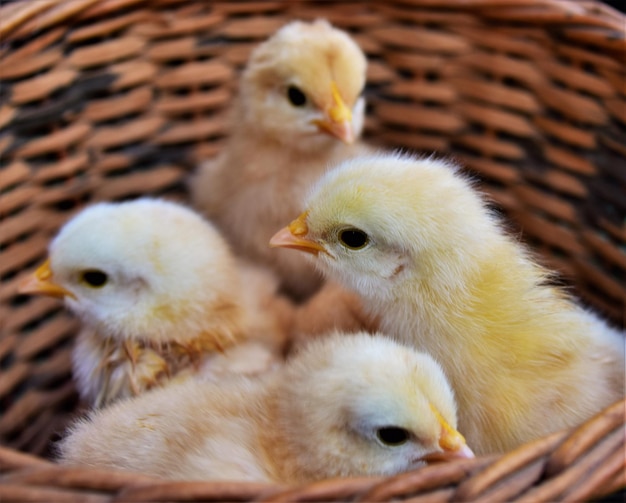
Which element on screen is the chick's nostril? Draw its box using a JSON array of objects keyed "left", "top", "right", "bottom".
[{"left": 288, "top": 212, "right": 309, "bottom": 236}]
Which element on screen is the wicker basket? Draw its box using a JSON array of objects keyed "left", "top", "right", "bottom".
[{"left": 1, "top": 0, "right": 624, "bottom": 501}]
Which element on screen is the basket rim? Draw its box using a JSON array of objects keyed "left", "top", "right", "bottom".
[{"left": 1, "top": 398, "right": 624, "bottom": 501}]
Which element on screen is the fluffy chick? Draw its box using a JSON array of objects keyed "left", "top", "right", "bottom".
[
  {"left": 270, "top": 152, "right": 626, "bottom": 455},
  {"left": 190, "top": 19, "right": 373, "bottom": 301},
  {"left": 58, "top": 332, "right": 474, "bottom": 483},
  {"left": 19, "top": 199, "right": 291, "bottom": 407}
]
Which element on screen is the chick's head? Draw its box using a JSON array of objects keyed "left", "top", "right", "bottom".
[
  {"left": 270, "top": 153, "right": 497, "bottom": 300},
  {"left": 277, "top": 332, "right": 473, "bottom": 480},
  {"left": 20, "top": 199, "right": 243, "bottom": 345},
  {"left": 239, "top": 19, "right": 366, "bottom": 149}
]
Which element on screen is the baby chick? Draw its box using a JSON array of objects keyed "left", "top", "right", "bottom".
[
  {"left": 190, "top": 19, "right": 373, "bottom": 301},
  {"left": 19, "top": 199, "right": 290, "bottom": 407},
  {"left": 270, "top": 152, "right": 626, "bottom": 455},
  {"left": 58, "top": 332, "right": 474, "bottom": 483}
]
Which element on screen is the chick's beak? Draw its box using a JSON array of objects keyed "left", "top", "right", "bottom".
[
  {"left": 420, "top": 404, "right": 475, "bottom": 463},
  {"left": 311, "top": 81, "right": 355, "bottom": 144},
  {"left": 269, "top": 212, "right": 327, "bottom": 256},
  {"left": 18, "top": 259, "right": 76, "bottom": 299}
]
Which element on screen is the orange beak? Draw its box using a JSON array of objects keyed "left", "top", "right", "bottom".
[
  {"left": 269, "top": 211, "right": 327, "bottom": 256},
  {"left": 420, "top": 405, "right": 475, "bottom": 463},
  {"left": 18, "top": 259, "right": 76, "bottom": 299},
  {"left": 311, "top": 81, "right": 355, "bottom": 144}
]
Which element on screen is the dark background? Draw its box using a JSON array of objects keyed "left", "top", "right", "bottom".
[{"left": 604, "top": 0, "right": 625, "bottom": 12}]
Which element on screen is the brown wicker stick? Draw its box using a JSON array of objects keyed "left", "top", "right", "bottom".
[
  {"left": 0, "top": 484, "right": 110, "bottom": 503},
  {"left": 0, "top": 0, "right": 62, "bottom": 40},
  {"left": 115, "top": 480, "right": 280, "bottom": 502},
  {"left": 9, "top": 0, "right": 104, "bottom": 42},
  {"left": 545, "top": 396, "right": 626, "bottom": 475},
  {"left": 602, "top": 466, "right": 626, "bottom": 501},
  {"left": 453, "top": 431, "right": 567, "bottom": 502},
  {"left": 261, "top": 476, "right": 385, "bottom": 502},
  {"left": 468, "top": 461, "right": 546, "bottom": 503},
  {"left": 0, "top": 445, "right": 52, "bottom": 471},
  {"left": 1, "top": 465, "right": 156, "bottom": 492},
  {"left": 0, "top": 400, "right": 624, "bottom": 502},
  {"left": 75, "top": 0, "right": 154, "bottom": 25},
  {"left": 515, "top": 428, "right": 625, "bottom": 503}
]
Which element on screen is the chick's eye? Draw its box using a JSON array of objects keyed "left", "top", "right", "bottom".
[
  {"left": 339, "top": 228, "right": 369, "bottom": 249},
  {"left": 376, "top": 427, "right": 410, "bottom": 446},
  {"left": 287, "top": 85, "right": 307, "bottom": 107},
  {"left": 81, "top": 270, "right": 108, "bottom": 288}
]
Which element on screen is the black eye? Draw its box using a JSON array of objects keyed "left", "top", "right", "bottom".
[
  {"left": 287, "top": 85, "right": 307, "bottom": 106},
  {"left": 376, "top": 427, "right": 410, "bottom": 446},
  {"left": 81, "top": 270, "right": 108, "bottom": 288},
  {"left": 339, "top": 228, "right": 369, "bottom": 249}
]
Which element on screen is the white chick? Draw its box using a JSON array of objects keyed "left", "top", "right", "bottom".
[
  {"left": 19, "top": 199, "right": 291, "bottom": 407},
  {"left": 58, "top": 332, "right": 474, "bottom": 484},
  {"left": 190, "top": 19, "right": 373, "bottom": 302},
  {"left": 270, "top": 152, "right": 626, "bottom": 455}
]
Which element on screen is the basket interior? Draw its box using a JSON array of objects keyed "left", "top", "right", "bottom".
[{"left": 0, "top": 0, "right": 624, "bottom": 460}]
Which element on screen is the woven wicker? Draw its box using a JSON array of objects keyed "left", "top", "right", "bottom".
[{"left": 0, "top": 0, "right": 624, "bottom": 501}]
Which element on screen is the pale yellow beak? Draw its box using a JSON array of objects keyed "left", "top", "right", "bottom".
[
  {"left": 420, "top": 404, "right": 475, "bottom": 463},
  {"left": 18, "top": 259, "right": 76, "bottom": 299},
  {"left": 311, "top": 81, "right": 355, "bottom": 144},
  {"left": 269, "top": 211, "right": 327, "bottom": 256}
]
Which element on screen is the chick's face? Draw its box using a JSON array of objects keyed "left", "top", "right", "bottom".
[
  {"left": 239, "top": 20, "right": 366, "bottom": 148},
  {"left": 270, "top": 187, "right": 411, "bottom": 302},
  {"left": 279, "top": 333, "right": 472, "bottom": 479},
  {"left": 340, "top": 375, "right": 453, "bottom": 476},
  {"left": 47, "top": 238, "right": 152, "bottom": 334},
  {"left": 24, "top": 200, "right": 239, "bottom": 342}
]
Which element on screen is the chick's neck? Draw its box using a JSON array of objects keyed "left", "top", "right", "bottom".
[
  {"left": 252, "top": 379, "right": 300, "bottom": 484},
  {"left": 380, "top": 238, "right": 575, "bottom": 379}
]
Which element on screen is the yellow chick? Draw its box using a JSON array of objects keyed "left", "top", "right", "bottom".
[
  {"left": 189, "top": 19, "right": 373, "bottom": 302},
  {"left": 19, "top": 199, "right": 291, "bottom": 407},
  {"left": 270, "top": 152, "right": 626, "bottom": 456},
  {"left": 58, "top": 332, "right": 474, "bottom": 483}
]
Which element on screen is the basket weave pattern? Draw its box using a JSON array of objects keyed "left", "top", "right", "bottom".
[{"left": 0, "top": 0, "right": 624, "bottom": 501}]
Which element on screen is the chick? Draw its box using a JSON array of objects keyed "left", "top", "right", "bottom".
[
  {"left": 19, "top": 199, "right": 290, "bottom": 407},
  {"left": 190, "top": 19, "right": 373, "bottom": 303},
  {"left": 270, "top": 152, "right": 626, "bottom": 455},
  {"left": 58, "top": 332, "right": 474, "bottom": 483}
]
